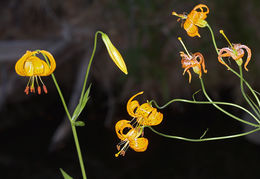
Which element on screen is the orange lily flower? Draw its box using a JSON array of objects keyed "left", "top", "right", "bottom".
[
  {"left": 115, "top": 120, "right": 148, "bottom": 157},
  {"left": 180, "top": 51, "right": 207, "bottom": 83},
  {"left": 15, "top": 50, "right": 56, "bottom": 95},
  {"left": 172, "top": 4, "right": 209, "bottom": 37},
  {"left": 127, "top": 91, "right": 163, "bottom": 126},
  {"left": 218, "top": 30, "right": 251, "bottom": 71}
]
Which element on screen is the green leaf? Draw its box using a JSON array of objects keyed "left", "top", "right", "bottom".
[
  {"left": 60, "top": 168, "right": 73, "bottom": 179},
  {"left": 72, "top": 84, "right": 92, "bottom": 121},
  {"left": 74, "top": 121, "right": 85, "bottom": 127}
]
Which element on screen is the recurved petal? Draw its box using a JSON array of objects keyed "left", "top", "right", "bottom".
[
  {"left": 127, "top": 91, "right": 144, "bottom": 117},
  {"left": 39, "top": 50, "right": 56, "bottom": 75},
  {"left": 137, "top": 108, "right": 163, "bottom": 126},
  {"left": 101, "top": 33, "right": 128, "bottom": 75},
  {"left": 129, "top": 137, "right": 148, "bottom": 152},
  {"left": 115, "top": 120, "right": 133, "bottom": 141},
  {"left": 184, "top": 21, "right": 200, "bottom": 37},
  {"left": 15, "top": 51, "right": 34, "bottom": 76}
]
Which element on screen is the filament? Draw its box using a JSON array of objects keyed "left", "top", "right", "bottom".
[
  {"left": 178, "top": 37, "right": 192, "bottom": 57},
  {"left": 219, "top": 30, "right": 235, "bottom": 51}
]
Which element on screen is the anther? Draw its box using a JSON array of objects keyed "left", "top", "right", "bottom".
[
  {"left": 43, "top": 85, "right": 48, "bottom": 94},
  {"left": 38, "top": 86, "right": 41, "bottom": 95},
  {"left": 24, "top": 86, "right": 29, "bottom": 95},
  {"left": 30, "top": 86, "right": 35, "bottom": 93}
]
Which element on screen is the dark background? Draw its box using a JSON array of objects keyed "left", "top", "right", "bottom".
[{"left": 1, "top": 0, "right": 260, "bottom": 178}]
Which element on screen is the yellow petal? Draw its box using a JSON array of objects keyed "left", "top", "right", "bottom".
[
  {"left": 101, "top": 33, "right": 128, "bottom": 75},
  {"left": 136, "top": 103, "right": 163, "bottom": 126},
  {"left": 129, "top": 137, "right": 148, "bottom": 152},
  {"left": 127, "top": 91, "right": 144, "bottom": 117},
  {"left": 15, "top": 51, "right": 35, "bottom": 76},
  {"left": 39, "top": 50, "right": 56, "bottom": 75},
  {"left": 115, "top": 120, "right": 133, "bottom": 141}
]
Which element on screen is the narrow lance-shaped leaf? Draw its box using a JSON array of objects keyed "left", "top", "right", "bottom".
[
  {"left": 72, "top": 84, "right": 92, "bottom": 121},
  {"left": 60, "top": 168, "right": 73, "bottom": 179}
]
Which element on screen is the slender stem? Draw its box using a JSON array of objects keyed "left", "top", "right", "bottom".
[
  {"left": 238, "top": 66, "right": 260, "bottom": 109},
  {"left": 41, "top": 52, "right": 87, "bottom": 179},
  {"left": 206, "top": 23, "right": 260, "bottom": 108},
  {"left": 239, "top": 66, "right": 260, "bottom": 120},
  {"left": 51, "top": 74, "right": 87, "bottom": 179},
  {"left": 79, "top": 31, "right": 103, "bottom": 104},
  {"left": 51, "top": 74, "right": 72, "bottom": 121},
  {"left": 200, "top": 78, "right": 259, "bottom": 127},
  {"left": 150, "top": 99, "right": 259, "bottom": 127},
  {"left": 206, "top": 23, "right": 219, "bottom": 54},
  {"left": 148, "top": 126, "right": 260, "bottom": 142},
  {"left": 71, "top": 124, "right": 87, "bottom": 179}
]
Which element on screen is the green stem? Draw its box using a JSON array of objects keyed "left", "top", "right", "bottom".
[
  {"left": 206, "top": 23, "right": 219, "bottom": 54},
  {"left": 150, "top": 99, "right": 259, "bottom": 127},
  {"left": 41, "top": 52, "right": 87, "bottom": 179},
  {"left": 239, "top": 66, "right": 260, "bottom": 120},
  {"left": 200, "top": 78, "right": 259, "bottom": 127},
  {"left": 79, "top": 31, "right": 103, "bottom": 104},
  {"left": 51, "top": 74, "right": 87, "bottom": 179},
  {"left": 148, "top": 126, "right": 260, "bottom": 142},
  {"left": 206, "top": 23, "right": 260, "bottom": 109},
  {"left": 71, "top": 124, "right": 87, "bottom": 179}
]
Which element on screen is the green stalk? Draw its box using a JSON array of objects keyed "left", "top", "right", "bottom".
[
  {"left": 200, "top": 78, "right": 259, "bottom": 127},
  {"left": 41, "top": 53, "right": 87, "bottom": 179},
  {"left": 148, "top": 126, "right": 260, "bottom": 142},
  {"left": 206, "top": 23, "right": 260, "bottom": 108},
  {"left": 150, "top": 99, "right": 259, "bottom": 127},
  {"left": 239, "top": 66, "right": 260, "bottom": 120},
  {"left": 79, "top": 31, "right": 103, "bottom": 104},
  {"left": 51, "top": 74, "right": 87, "bottom": 179}
]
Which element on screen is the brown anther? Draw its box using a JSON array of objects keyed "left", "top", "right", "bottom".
[
  {"left": 24, "top": 86, "right": 29, "bottom": 95},
  {"left": 43, "top": 85, "right": 48, "bottom": 94},
  {"left": 121, "top": 150, "right": 126, "bottom": 156},
  {"left": 30, "top": 86, "right": 35, "bottom": 93},
  {"left": 116, "top": 145, "right": 120, "bottom": 151},
  {"left": 37, "top": 86, "right": 41, "bottom": 95}
]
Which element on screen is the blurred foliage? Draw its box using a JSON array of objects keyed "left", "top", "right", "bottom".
[{"left": 1, "top": 0, "right": 260, "bottom": 178}]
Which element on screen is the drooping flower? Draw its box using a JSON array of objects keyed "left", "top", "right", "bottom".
[
  {"left": 15, "top": 50, "right": 56, "bottom": 95},
  {"left": 172, "top": 4, "right": 209, "bottom": 37},
  {"left": 180, "top": 51, "right": 207, "bottom": 83},
  {"left": 127, "top": 91, "right": 163, "bottom": 126},
  {"left": 218, "top": 30, "right": 251, "bottom": 71},
  {"left": 101, "top": 33, "right": 128, "bottom": 75},
  {"left": 115, "top": 120, "right": 148, "bottom": 157}
]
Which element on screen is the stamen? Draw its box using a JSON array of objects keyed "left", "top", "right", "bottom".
[
  {"left": 219, "top": 30, "right": 235, "bottom": 50},
  {"left": 178, "top": 37, "right": 192, "bottom": 58},
  {"left": 115, "top": 141, "right": 129, "bottom": 157},
  {"left": 43, "top": 85, "right": 48, "bottom": 94},
  {"left": 38, "top": 86, "right": 41, "bottom": 94},
  {"left": 31, "top": 76, "right": 35, "bottom": 93},
  {"left": 35, "top": 76, "right": 41, "bottom": 95},
  {"left": 39, "top": 77, "right": 48, "bottom": 94},
  {"left": 24, "top": 86, "right": 29, "bottom": 95},
  {"left": 30, "top": 86, "right": 35, "bottom": 93},
  {"left": 172, "top": 11, "right": 187, "bottom": 19}
]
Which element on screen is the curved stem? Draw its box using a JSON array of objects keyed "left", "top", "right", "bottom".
[
  {"left": 206, "top": 23, "right": 260, "bottom": 109},
  {"left": 150, "top": 99, "right": 259, "bottom": 127},
  {"left": 41, "top": 53, "right": 87, "bottom": 179},
  {"left": 200, "top": 78, "right": 259, "bottom": 127},
  {"left": 148, "top": 126, "right": 260, "bottom": 142},
  {"left": 239, "top": 66, "right": 260, "bottom": 120},
  {"left": 206, "top": 23, "right": 219, "bottom": 54},
  {"left": 79, "top": 31, "right": 103, "bottom": 104}
]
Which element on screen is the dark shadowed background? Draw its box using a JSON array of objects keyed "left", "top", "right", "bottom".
[{"left": 1, "top": 0, "right": 260, "bottom": 178}]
